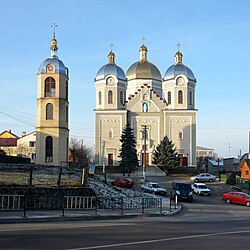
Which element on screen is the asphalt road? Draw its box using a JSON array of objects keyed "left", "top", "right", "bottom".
[{"left": 1, "top": 177, "right": 250, "bottom": 250}]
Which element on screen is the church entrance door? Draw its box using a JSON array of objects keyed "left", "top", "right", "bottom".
[{"left": 108, "top": 154, "right": 113, "bottom": 166}]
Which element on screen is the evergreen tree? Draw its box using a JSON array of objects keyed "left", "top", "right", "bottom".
[
  {"left": 119, "top": 123, "right": 139, "bottom": 175},
  {"left": 152, "top": 136, "right": 179, "bottom": 172}
]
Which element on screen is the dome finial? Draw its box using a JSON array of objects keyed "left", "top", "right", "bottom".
[
  {"left": 175, "top": 42, "right": 183, "bottom": 64},
  {"left": 140, "top": 36, "right": 148, "bottom": 63},
  {"left": 108, "top": 43, "right": 115, "bottom": 64},
  {"left": 50, "top": 23, "right": 58, "bottom": 57}
]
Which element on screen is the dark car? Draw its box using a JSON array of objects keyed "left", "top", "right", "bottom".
[
  {"left": 111, "top": 177, "right": 134, "bottom": 188},
  {"left": 171, "top": 182, "right": 193, "bottom": 202},
  {"left": 222, "top": 192, "right": 250, "bottom": 207}
]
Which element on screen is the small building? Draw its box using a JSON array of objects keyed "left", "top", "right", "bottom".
[
  {"left": 0, "top": 130, "right": 19, "bottom": 156},
  {"left": 17, "top": 131, "right": 36, "bottom": 163},
  {"left": 196, "top": 146, "right": 214, "bottom": 158},
  {"left": 240, "top": 154, "right": 250, "bottom": 180}
]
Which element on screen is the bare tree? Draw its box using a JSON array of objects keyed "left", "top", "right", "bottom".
[{"left": 69, "top": 137, "right": 94, "bottom": 168}]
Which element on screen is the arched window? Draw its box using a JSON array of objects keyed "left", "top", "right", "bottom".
[
  {"left": 99, "top": 91, "right": 102, "bottom": 105},
  {"left": 108, "top": 129, "right": 113, "bottom": 139},
  {"left": 189, "top": 91, "right": 193, "bottom": 105},
  {"left": 45, "top": 77, "right": 56, "bottom": 97},
  {"left": 66, "top": 80, "right": 68, "bottom": 101},
  {"left": 45, "top": 136, "right": 53, "bottom": 162},
  {"left": 46, "top": 103, "right": 53, "bottom": 120},
  {"left": 120, "top": 91, "right": 123, "bottom": 105},
  {"left": 108, "top": 90, "right": 113, "bottom": 104},
  {"left": 178, "top": 90, "right": 183, "bottom": 104},
  {"left": 168, "top": 91, "right": 171, "bottom": 104}
]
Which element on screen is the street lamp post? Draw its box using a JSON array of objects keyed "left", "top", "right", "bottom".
[
  {"left": 217, "top": 158, "right": 221, "bottom": 182},
  {"left": 141, "top": 125, "right": 147, "bottom": 182}
]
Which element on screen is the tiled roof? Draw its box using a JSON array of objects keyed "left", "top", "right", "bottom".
[{"left": 0, "top": 138, "right": 18, "bottom": 146}]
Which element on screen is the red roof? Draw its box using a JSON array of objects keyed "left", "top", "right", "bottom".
[{"left": 0, "top": 138, "right": 18, "bottom": 146}]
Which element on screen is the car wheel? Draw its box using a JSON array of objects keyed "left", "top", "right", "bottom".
[
  {"left": 194, "top": 178, "right": 199, "bottom": 182},
  {"left": 225, "top": 198, "right": 231, "bottom": 204},
  {"left": 246, "top": 201, "right": 250, "bottom": 207},
  {"left": 209, "top": 179, "right": 214, "bottom": 182}
]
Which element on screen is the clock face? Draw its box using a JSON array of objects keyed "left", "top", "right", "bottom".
[
  {"left": 177, "top": 77, "right": 184, "bottom": 85},
  {"left": 48, "top": 65, "right": 53, "bottom": 71},
  {"left": 106, "top": 77, "right": 114, "bottom": 84}
]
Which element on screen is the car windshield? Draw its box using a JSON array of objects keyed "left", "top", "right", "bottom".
[
  {"left": 176, "top": 184, "right": 191, "bottom": 190},
  {"left": 151, "top": 184, "right": 161, "bottom": 188},
  {"left": 244, "top": 193, "right": 250, "bottom": 198},
  {"left": 197, "top": 185, "right": 207, "bottom": 189}
]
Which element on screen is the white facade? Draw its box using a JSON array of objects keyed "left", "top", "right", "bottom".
[{"left": 94, "top": 45, "right": 197, "bottom": 167}]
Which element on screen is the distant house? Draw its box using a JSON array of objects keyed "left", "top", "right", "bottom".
[
  {"left": 208, "top": 157, "right": 240, "bottom": 175},
  {"left": 196, "top": 146, "right": 214, "bottom": 158},
  {"left": 17, "top": 131, "right": 36, "bottom": 163},
  {"left": 0, "top": 130, "right": 19, "bottom": 156},
  {"left": 240, "top": 154, "right": 250, "bottom": 180}
]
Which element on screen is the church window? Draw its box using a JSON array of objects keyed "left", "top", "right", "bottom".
[
  {"left": 66, "top": 80, "right": 68, "bottom": 101},
  {"left": 189, "top": 91, "right": 193, "bottom": 105},
  {"left": 168, "top": 91, "right": 171, "bottom": 104},
  {"left": 108, "top": 90, "right": 113, "bottom": 104},
  {"left": 99, "top": 91, "right": 102, "bottom": 105},
  {"left": 120, "top": 91, "right": 123, "bottom": 105},
  {"left": 66, "top": 105, "right": 68, "bottom": 123},
  {"left": 46, "top": 103, "right": 53, "bottom": 120},
  {"left": 45, "top": 136, "right": 53, "bottom": 162},
  {"left": 142, "top": 102, "right": 148, "bottom": 112},
  {"left": 108, "top": 129, "right": 113, "bottom": 139},
  {"left": 178, "top": 90, "right": 183, "bottom": 104},
  {"left": 45, "top": 77, "right": 56, "bottom": 97},
  {"left": 178, "top": 130, "right": 183, "bottom": 140},
  {"left": 143, "top": 94, "right": 147, "bottom": 100}
]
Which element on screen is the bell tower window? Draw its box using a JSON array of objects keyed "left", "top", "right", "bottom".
[
  {"left": 45, "top": 136, "right": 53, "bottom": 162},
  {"left": 120, "top": 91, "right": 123, "bottom": 105},
  {"left": 168, "top": 91, "right": 171, "bottom": 104},
  {"left": 46, "top": 103, "right": 53, "bottom": 120},
  {"left": 45, "top": 77, "right": 56, "bottom": 97},
  {"left": 178, "top": 90, "right": 183, "bottom": 104},
  {"left": 99, "top": 91, "right": 102, "bottom": 105},
  {"left": 189, "top": 91, "right": 193, "bottom": 105},
  {"left": 108, "top": 90, "right": 113, "bottom": 104}
]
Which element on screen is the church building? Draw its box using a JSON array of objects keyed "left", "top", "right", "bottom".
[
  {"left": 94, "top": 43, "right": 197, "bottom": 167},
  {"left": 36, "top": 32, "right": 69, "bottom": 166}
]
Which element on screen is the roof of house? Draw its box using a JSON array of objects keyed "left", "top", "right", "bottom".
[
  {"left": 0, "top": 138, "right": 18, "bottom": 147},
  {"left": 196, "top": 146, "right": 214, "bottom": 151},
  {"left": 0, "top": 130, "right": 19, "bottom": 139},
  {"left": 208, "top": 159, "right": 224, "bottom": 167}
]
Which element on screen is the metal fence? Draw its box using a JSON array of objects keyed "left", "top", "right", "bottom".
[{"left": 0, "top": 195, "right": 178, "bottom": 218}]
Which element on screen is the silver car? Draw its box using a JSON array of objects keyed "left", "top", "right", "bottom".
[
  {"left": 141, "top": 182, "right": 167, "bottom": 196},
  {"left": 190, "top": 173, "right": 216, "bottom": 182}
]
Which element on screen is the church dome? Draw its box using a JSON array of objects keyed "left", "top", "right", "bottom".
[
  {"left": 126, "top": 44, "right": 162, "bottom": 81},
  {"left": 126, "top": 61, "right": 162, "bottom": 81},
  {"left": 38, "top": 35, "right": 68, "bottom": 76},
  {"left": 96, "top": 50, "right": 126, "bottom": 81},
  {"left": 38, "top": 57, "right": 67, "bottom": 75},
  {"left": 164, "top": 49, "right": 196, "bottom": 81}
]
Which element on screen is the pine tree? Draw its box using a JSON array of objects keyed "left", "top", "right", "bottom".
[
  {"left": 152, "top": 136, "right": 179, "bottom": 172},
  {"left": 119, "top": 123, "right": 139, "bottom": 175}
]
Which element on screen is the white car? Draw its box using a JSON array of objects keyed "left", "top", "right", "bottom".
[
  {"left": 192, "top": 183, "right": 211, "bottom": 196},
  {"left": 141, "top": 182, "right": 167, "bottom": 196},
  {"left": 190, "top": 173, "right": 216, "bottom": 182}
]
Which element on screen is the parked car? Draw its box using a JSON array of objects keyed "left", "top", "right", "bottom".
[
  {"left": 190, "top": 173, "right": 216, "bottom": 182},
  {"left": 222, "top": 192, "right": 250, "bottom": 207},
  {"left": 171, "top": 182, "right": 193, "bottom": 202},
  {"left": 141, "top": 182, "right": 167, "bottom": 196},
  {"left": 192, "top": 183, "right": 211, "bottom": 196},
  {"left": 111, "top": 177, "right": 134, "bottom": 188}
]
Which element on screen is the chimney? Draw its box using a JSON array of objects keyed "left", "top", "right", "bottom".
[
  {"left": 22, "top": 132, "right": 26, "bottom": 137},
  {"left": 8, "top": 129, "right": 11, "bottom": 133}
]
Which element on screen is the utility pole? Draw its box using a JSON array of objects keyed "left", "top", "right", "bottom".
[
  {"left": 228, "top": 143, "right": 231, "bottom": 157},
  {"left": 141, "top": 125, "right": 147, "bottom": 182}
]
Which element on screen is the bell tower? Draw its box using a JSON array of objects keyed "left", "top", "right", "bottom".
[{"left": 36, "top": 26, "right": 69, "bottom": 166}]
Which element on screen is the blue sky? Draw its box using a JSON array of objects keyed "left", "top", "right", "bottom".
[{"left": 0, "top": 0, "right": 249, "bottom": 158}]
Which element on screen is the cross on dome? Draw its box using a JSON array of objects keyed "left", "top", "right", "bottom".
[{"left": 51, "top": 22, "right": 58, "bottom": 37}]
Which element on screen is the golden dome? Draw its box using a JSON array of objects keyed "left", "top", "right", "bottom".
[{"left": 126, "top": 61, "right": 162, "bottom": 81}]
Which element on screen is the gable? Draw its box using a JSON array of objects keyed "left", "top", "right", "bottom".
[{"left": 0, "top": 130, "right": 19, "bottom": 139}]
